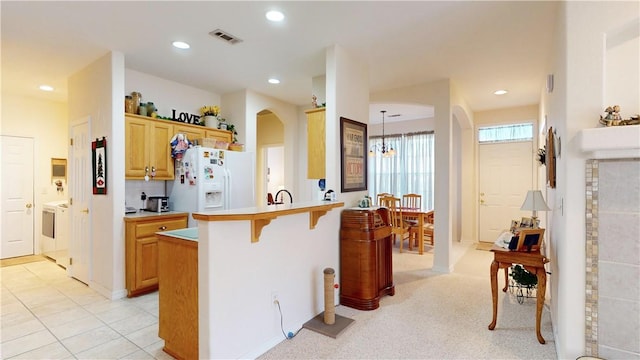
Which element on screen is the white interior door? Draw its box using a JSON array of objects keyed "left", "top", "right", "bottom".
[
  {"left": 478, "top": 141, "right": 533, "bottom": 242},
  {"left": 69, "top": 121, "right": 91, "bottom": 284},
  {"left": 1, "top": 136, "right": 34, "bottom": 259}
]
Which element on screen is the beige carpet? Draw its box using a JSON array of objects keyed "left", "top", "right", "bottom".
[
  {"left": 0, "top": 255, "right": 47, "bottom": 267},
  {"left": 476, "top": 241, "right": 494, "bottom": 251},
  {"left": 259, "top": 243, "right": 557, "bottom": 359}
]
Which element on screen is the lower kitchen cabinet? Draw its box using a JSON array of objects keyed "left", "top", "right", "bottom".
[{"left": 124, "top": 213, "right": 188, "bottom": 297}]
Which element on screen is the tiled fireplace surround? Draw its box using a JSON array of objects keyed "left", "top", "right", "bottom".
[{"left": 583, "top": 152, "right": 640, "bottom": 357}]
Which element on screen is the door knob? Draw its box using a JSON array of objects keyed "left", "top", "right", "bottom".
[
  {"left": 480, "top": 199, "right": 485, "bottom": 204},
  {"left": 81, "top": 208, "right": 89, "bottom": 214},
  {"left": 26, "top": 203, "right": 33, "bottom": 208}
]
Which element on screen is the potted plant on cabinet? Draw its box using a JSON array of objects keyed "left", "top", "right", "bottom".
[{"left": 200, "top": 105, "right": 220, "bottom": 128}]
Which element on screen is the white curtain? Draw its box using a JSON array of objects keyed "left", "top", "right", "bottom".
[{"left": 367, "top": 132, "right": 435, "bottom": 210}]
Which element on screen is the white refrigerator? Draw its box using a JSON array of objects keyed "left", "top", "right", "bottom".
[{"left": 169, "top": 147, "right": 256, "bottom": 228}]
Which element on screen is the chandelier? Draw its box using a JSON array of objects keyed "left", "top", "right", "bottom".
[{"left": 369, "top": 110, "right": 396, "bottom": 157}]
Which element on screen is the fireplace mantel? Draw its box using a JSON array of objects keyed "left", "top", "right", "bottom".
[{"left": 578, "top": 124, "right": 640, "bottom": 159}]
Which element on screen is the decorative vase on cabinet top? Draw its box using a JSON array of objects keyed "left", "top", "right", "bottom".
[{"left": 203, "top": 115, "right": 218, "bottom": 129}]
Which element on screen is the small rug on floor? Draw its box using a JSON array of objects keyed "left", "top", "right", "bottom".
[
  {"left": 476, "top": 242, "right": 494, "bottom": 251},
  {"left": 1, "top": 255, "right": 47, "bottom": 267}
]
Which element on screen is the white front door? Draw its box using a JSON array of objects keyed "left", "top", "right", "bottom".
[
  {"left": 69, "top": 121, "right": 91, "bottom": 284},
  {"left": 478, "top": 141, "right": 533, "bottom": 242},
  {"left": 1, "top": 136, "right": 34, "bottom": 259}
]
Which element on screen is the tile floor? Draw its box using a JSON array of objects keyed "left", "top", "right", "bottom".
[{"left": 1, "top": 259, "right": 174, "bottom": 359}]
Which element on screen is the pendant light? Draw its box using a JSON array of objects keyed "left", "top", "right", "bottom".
[{"left": 369, "top": 110, "right": 395, "bottom": 157}]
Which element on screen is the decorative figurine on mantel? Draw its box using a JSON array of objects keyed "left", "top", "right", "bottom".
[
  {"left": 311, "top": 95, "right": 318, "bottom": 109},
  {"left": 599, "top": 105, "right": 640, "bottom": 126}
]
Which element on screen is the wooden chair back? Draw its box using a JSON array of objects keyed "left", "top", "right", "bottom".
[
  {"left": 380, "top": 195, "right": 412, "bottom": 252},
  {"left": 376, "top": 193, "right": 392, "bottom": 206},
  {"left": 402, "top": 194, "right": 422, "bottom": 210}
]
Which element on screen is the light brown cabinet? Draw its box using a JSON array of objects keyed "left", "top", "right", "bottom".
[
  {"left": 306, "top": 108, "right": 326, "bottom": 179},
  {"left": 205, "top": 129, "right": 232, "bottom": 143},
  {"left": 173, "top": 124, "right": 205, "bottom": 145},
  {"left": 126, "top": 114, "right": 234, "bottom": 179},
  {"left": 125, "top": 114, "right": 174, "bottom": 180},
  {"left": 157, "top": 232, "right": 198, "bottom": 359},
  {"left": 124, "top": 213, "right": 188, "bottom": 297}
]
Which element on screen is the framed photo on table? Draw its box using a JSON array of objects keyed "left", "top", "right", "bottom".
[{"left": 340, "top": 117, "right": 367, "bottom": 192}]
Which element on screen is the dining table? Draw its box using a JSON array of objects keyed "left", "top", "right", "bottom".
[{"left": 391, "top": 206, "right": 430, "bottom": 255}]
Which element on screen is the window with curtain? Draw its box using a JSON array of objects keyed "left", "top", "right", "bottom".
[{"left": 367, "top": 131, "right": 435, "bottom": 210}]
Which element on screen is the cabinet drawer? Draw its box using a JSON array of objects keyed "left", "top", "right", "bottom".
[{"left": 136, "top": 219, "right": 187, "bottom": 238}]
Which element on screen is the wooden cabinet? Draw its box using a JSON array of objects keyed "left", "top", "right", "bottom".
[
  {"left": 306, "top": 108, "right": 326, "bottom": 179},
  {"left": 205, "top": 129, "right": 232, "bottom": 143},
  {"left": 339, "top": 208, "right": 394, "bottom": 310},
  {"left": 125, "top": 114, "right": 174, "bottom": 180},
  {"left": 157, "top": 232, "right": 198, "bottom": 359},
  {"left": 124, "top": 213, "right": 188, "bottom": 297},
  {"left": 173, "top": 124, "right": 205, "bottom": 145}
]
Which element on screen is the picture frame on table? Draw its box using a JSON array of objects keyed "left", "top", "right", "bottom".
[
  {"left": 514, "top": 228, "right": 545, "bottom": 252},
  {"left": 340, "top": 117, "right": 367, "bottom": 192},
  {"left": 520, "top": 217, "right": 533, "bottom": 228}
]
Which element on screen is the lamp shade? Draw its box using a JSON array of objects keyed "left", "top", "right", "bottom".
[{"left": 521, "top": 190, "right": 550, "bottom": 211}]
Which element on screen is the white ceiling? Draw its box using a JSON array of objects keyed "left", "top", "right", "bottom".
[{"left": 1, "top": 1, "right": 558, "bottom": 124}]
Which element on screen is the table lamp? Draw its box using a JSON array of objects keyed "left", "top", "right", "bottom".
[{"left": 521, "top": 190, "right": 550, "bottom": 228}]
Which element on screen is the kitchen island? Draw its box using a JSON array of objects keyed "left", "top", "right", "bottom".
[{"left": 192, "top": 201, "right": 344, "bottom": 359}]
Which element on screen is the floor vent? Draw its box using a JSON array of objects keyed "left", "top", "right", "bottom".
[{"left": 209, "top": 29, "right": 243, "bottom": 45}]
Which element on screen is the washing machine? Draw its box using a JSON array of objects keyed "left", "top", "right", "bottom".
[{"left": 41, "top": 200, "right": 69, "bottom": 267}]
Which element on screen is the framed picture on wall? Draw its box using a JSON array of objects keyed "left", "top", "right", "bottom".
[
  {"left": 340, "top": 117, "right": 367, "bottom": 192},
  {"left": 92, "top": 137, "right": 107, "bottom": 195}
]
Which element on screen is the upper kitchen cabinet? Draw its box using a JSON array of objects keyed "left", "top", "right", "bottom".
[
  {"left": 306, "top": 108, "right": 326, "bottom": 179},
  {"left": 125, "top": 114, "right": 174, "bottom": 180},
  {"left": 173, "top": 125, "right": 232, "bottom": 145},
  {"left": 173, "top": 124, "right": 205, "bottom": 145},
  {"left": 205, "top": 129, "right": 232, "bottom": 144}
]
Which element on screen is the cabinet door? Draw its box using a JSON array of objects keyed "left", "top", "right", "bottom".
[
  {"left": 174, "top": 124, "right": 205, "bottom": 146},
  {"left": 205, "top": 129, "right": 232, "bottom": 143},
  {"left": 149, "top": 121, "right": 174, "bottom": 179},
  {"left": 125, "top": 117, "right": 150, "bottom": 178},
  {"left": 306, "top": 108, "right": 326, "bottom": 179},
  {"left": 135, "top": 237, "right": 159, "bottom": 289}
]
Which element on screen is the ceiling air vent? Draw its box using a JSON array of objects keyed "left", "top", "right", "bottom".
[{"left": 209, "top": 29, "right": 243, "bottom": 45}]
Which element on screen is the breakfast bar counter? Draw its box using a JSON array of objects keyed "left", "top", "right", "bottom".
[
  {"left": 192, "top": 200, "right": 344, "bottom": 243},
  {"left": 192, "top": 200, "right": 345, "bottom": 359}
]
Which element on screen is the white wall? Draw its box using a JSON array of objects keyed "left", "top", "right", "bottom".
[
  {"left": 327, "top": 44, "right": 371, "bottom": 207},
  {"left": 544, "top": 2, "right": 640, "bottom": 358},
  {"left": 125, "top": 69, "right": 221, "bottom": 122},
  {"left": 198, "top": 207, "right": 343, "bottom": 359},
  {"left": 368, "top": 117, "right": 435, "bottom": 136},
  {"left": 1, "top": 94, "right": 68, "bottom": 255},
  {"left": 68, "top": 52, "right": 125, "bottom": 299}
]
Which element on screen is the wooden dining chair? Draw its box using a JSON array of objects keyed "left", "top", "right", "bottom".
[
  {"left": 376, "top": 193, "right": 392, "bottom": 207},
  {"left": 402, "top": 193, "right": 422, "bottom": 210},
  {"left": 380, "top": 195, "right": 412, "bottom": 252},
  {"left": 409, "top": 210, "right": 435, "bottom": 247}
]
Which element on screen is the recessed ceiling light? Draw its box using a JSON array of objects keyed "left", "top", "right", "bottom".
[
  {"left": 39, "top": 85, "right": 54, "bottom": 92},
  {"left": 268, "top": 78, "right": 280, "bottom": 84},
  {"left": 266, "top": 10, "right": 284, "bottom": 22},
  {"left": 172, "top": 41, "right": 190, "bottom": 49},
  {"left": 494, "top": 89, "right": 508, "bottom": 95}
]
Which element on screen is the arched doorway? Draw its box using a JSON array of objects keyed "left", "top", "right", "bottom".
[{"left": 256, "top": 110, "right": 285, "bottom": 206}]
